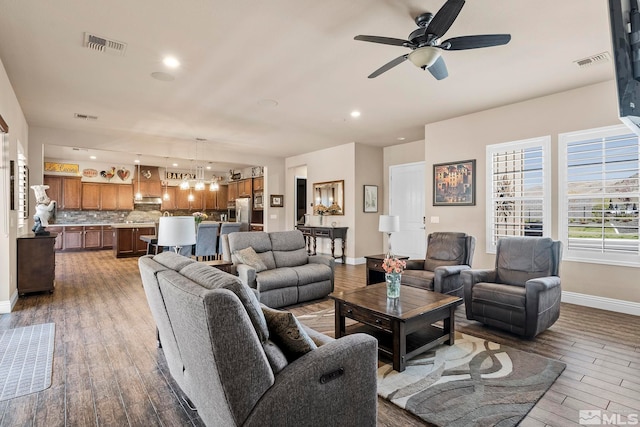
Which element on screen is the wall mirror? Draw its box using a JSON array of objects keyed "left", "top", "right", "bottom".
[{"left": 313, "top": 180, "right": 344, "bottom": 215}]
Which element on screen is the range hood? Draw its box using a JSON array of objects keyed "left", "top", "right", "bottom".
[{"left": 134, "top": 196, "right": 162, "bottom": 205}]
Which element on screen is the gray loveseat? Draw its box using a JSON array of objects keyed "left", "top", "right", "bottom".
[
  {"left": 139, "top": 251, "right": 378, "bottom": 426},
  {"left": 222, "top": 230, "right": 334, "bottom": 308}
]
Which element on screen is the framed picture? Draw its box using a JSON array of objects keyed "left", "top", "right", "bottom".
[
  {"left": 270, "top": 194, "right": 283, "bottom": 207},
  {"left": 363, "top": 185, "right": 378, "bottom": 212},
  {"left": 433, "top": 159, "right": 476, "bottom": 206}
]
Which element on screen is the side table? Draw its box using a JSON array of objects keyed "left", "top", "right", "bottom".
[
  {"left": 202, "top": 259, "right": 235, "bottom": 275},
  {"left": 364, "top": 254, "right": 410, "bottom": 285}
]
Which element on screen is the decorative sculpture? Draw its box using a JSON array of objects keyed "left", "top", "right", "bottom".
[{"left": 30, "top": 184, "right": 56, "bottom": 236}]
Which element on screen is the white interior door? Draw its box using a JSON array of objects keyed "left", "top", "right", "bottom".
[{"left": 389, "top": 162, "right": 426, "bottom": 259}]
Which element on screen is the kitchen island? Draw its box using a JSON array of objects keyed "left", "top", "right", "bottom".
[{"left": 111, "top": 223, "right": 156, "bottom": 258}]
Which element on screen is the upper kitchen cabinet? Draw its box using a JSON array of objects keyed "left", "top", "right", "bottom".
[
  {"left": 81, "top": 183, "right": 133, "bottom": 210},
  {"left": 43, "top": 175, "right": 81, "bottom": 210}
]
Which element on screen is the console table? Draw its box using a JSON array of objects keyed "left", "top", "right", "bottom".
[{"left": 296, "top": 226, "right": 348, "bottom": 264}]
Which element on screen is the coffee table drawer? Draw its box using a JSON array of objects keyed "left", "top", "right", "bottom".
[{"left": 341, "top": 303, "right": 391, "bottom": 332}]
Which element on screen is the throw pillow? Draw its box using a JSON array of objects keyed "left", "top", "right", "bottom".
[
  {"left": 234, "top": 247, "right": 268, "bottom": 273},
  {"left": 261, "top": 305, "right": 317, "bottom": 362}
]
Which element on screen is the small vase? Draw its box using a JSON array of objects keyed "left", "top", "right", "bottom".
[{"left": 385, "top": 272, "right": 401, "bottom": 299}]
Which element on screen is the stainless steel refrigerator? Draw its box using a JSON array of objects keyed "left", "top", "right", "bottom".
[{"left": 235, "top": 198, "right": 251, "bottom": 231}]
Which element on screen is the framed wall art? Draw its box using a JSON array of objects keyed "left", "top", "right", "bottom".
[
  {"left": 433, "top": 159, "right": 476, "bottom": 206},
  {"left": 363, "top": 185, "right": 378, "bottom": 212},
  {"left": 270, "top": 194, "right": 283, "bottom": 207}
]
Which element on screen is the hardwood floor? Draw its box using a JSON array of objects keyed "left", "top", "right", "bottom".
[{"left": 1, "top": 250, "right": 638, "bottom": 426}]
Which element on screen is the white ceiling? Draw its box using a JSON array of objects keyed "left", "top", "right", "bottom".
[{"left": 0, "top": 0, "right": 615, "bottom": 168}]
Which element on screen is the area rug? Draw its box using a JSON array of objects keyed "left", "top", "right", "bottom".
[
  {"left": 0, "top": 323, "right": 55, "bottom": 401},
  {"left": 377, "top": 332, "right": 566, "bottom": 427}
]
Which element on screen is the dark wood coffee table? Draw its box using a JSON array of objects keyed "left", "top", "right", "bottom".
[{"left": 329, "top": 283, "right": 462, "bottom": 372}]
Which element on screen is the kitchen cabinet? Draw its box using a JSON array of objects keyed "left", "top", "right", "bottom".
[
  {"left": 83, "top": 183, "right": 133, "bottom": 210},
  {"left": 253, "top": 177, "right": 263, "bottom": 192},
  {"left": 204, "top": 184, "right": 228, "bottom": 210},
  {"left": 17, "top": 235, "right": 56, "bottom": 295},
  {"left": 113, "top": 226, "right": 155, "bottom": 258},
  {"left": 117, "top": 185, "right": 134, "bottom": 210},
  {"left": 81, "top": 183, "right": 101, "bottom": 210},
  {"left": 238, "top": 179, "right": 252, "bottom": 198},
  {"left": 102, "top": 226, "right": 114, "bottom": 248},
  {"left": 228, "top": 181, "right": 238, "bottom": 202},
  {"left": 161, "top": 187, "right": 177, "bottom": 210},
  {"left": 43, "top": 175, "right": 81, "bottom": 210},
  {"left": 176, "top": 189, "right": 202, "bottom": 210},
  {"left": 84, "top": 226, "right": 102, "bottom": 249},
  {"left": 63, "top": 226, "right": 84, "bottom": 250}
]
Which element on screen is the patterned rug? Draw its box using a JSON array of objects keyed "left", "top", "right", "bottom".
[
  {"left": 377, "top": 332, "right": 566, "bottom": 427},
  {"left": 0, "top": 323, "right": 55, "bottom": 401}
]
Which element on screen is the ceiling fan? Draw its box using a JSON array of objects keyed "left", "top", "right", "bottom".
[{"left": 354, "top": 0, "right": 511, "bottom": 80}]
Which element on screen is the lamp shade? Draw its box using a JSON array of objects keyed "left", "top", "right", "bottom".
[
  {"left": 378, "top": 215, "right": 400, "bottom": 233},
  {"left": 157, "top": 216, "right": 196, "bottom": 248}
]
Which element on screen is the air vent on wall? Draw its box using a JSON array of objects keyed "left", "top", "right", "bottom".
[
  {"left": 83, "top": 32, "right": 127, "bottom": 56},
  {"left": 74, "top": 113, "right": 98, "bottom": 120},
  {"left": 574, "top": 52, "right": 610, "bottom": 68}
]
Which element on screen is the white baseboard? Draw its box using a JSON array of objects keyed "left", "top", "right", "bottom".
[
  {"left": 562, "top": 291, "right": 640, "bottom": 316},
  {"left": 0, "top": 291, "right": 19, "bottom": 314}
]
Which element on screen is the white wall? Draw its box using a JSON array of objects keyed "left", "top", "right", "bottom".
[
  {"left": 0, "top": 57, "right": 29, "bottom": 312},
  {"left": 424, "top": 80, "right": 639, "bottom": 304}
]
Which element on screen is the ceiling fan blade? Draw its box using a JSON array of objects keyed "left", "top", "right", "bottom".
[
  {"left": 368, "top": 55, "right": 408, "bottom": 78},
  {"left": 427, "top": 0, "right": 465, "bottom": 38},
  {"left": 354, "top": 35, "right": 412, "bottom": 47},
  {"left": 443, "top": 34, "right": 511, "bottom": 50},
  {"left": 427, "top": 56, "right": 448, "bottom": 80}
]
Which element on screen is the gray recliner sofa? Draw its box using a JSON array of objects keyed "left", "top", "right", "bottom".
[
  {"left": 139, "top": 251, "right": 378, "bottom": 427},
  {"left": 401, "top": 232, "right": 476, "bottom": 297},
  {"left": 462, "top": 236, "right": 562, "bottom": 338},
  {"left": 222, "top": 230, "right": 334, "bottom": 308}
]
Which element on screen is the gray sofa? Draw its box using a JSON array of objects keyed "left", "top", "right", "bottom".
[
  {"left": 222, "top": 230, "right": 334, "bottom": 308},
  {"left": 139, "top": 251, "right": 378, "bottom": 427}
]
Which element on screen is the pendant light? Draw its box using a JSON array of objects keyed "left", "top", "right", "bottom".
[
  {"left": 134, "top": 155, "right": 142, "bottom": 201},
  {"left": 209, "top": 176, "right": 219, "bottom": 191},
  {"left": 163, "top": 157, "right": 170, "bottom": 201},
  {"left": 194, "top": 140, "right": 205, "bottom": 191}
]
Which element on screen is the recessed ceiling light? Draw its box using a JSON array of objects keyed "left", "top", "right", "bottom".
[
  {"left": 90, "top": 155, "right": 97, "bottom": 160},
  {"left": 397, "top": 137, "right": 406, "bottom": 141},
  {"left": 163, "top": 56, "right": 180, "bottom": 68},
  {"left": 350, "top": 110, "right": 361, "bottom": 118},
  {"left": 173, "top": 163, "right": 178, "bottom": 167},
  {"left": 134, "top": 159, "right": 140, "bottom": 164}
]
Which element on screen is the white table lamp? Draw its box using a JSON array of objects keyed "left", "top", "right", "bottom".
[
  {"left": 157, "top": 216, "right": 196, "bottom": 254},
  {"left": 379, "top": 215, "right": 400, "bottom": 256}
]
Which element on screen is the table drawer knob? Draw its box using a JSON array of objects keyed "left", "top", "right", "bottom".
[{"left": 347, "top": 309, "right": 353, "bottom": 314}]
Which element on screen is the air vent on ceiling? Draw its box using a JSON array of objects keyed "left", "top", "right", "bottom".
[
  {"left": 574, "top": 52, "right": 610, "bottom": 68},
  {"left": 83, "top": 32, "right": 127, "bottom": 56},
  {"left": 74, "top": 113, "right": 98, "bottom": 120}
]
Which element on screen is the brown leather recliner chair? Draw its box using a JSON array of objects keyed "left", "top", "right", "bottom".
[
  {"left": 401, "top": 232, "right": 476, "bottom": 297},
  {"left": 461, "top": 236, "right": 562, "bottom": 338}
]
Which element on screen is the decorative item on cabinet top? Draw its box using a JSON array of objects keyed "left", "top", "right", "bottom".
[{"left": 251, "top": 166, "right": 263, "bottom": 177}]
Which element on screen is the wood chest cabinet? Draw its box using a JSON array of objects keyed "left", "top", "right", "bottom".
[{"left": 17, "top": 234, "right": 57, "bottom": 295}]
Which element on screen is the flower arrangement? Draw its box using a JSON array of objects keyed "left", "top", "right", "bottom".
[
  {"left": 314, "top": 202, "right": 342, "bottom": 216},
  {"left": 192, "top": 212, "right": 208, "bottom": 224},
  {"left": 382, "top": 255, "right": 406, "bottom": 274}
]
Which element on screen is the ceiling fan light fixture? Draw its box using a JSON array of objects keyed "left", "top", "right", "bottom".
[{"left": 408, "top": 47, "right": 441, "bottom": 68}]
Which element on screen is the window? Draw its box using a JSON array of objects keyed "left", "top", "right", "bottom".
[
  {"left": 486, "top": 136, "right": 551, "bottom": 253},
  {"left": 559, "top": 125, "right": 639, "bottom": 266},
  {"left": 17, "top": 152, "right": 28, "bottom": 228}
]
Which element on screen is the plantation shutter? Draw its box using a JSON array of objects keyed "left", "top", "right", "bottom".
[{"left": 486, "top": 137, "right": 550, "bottom": 252}]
